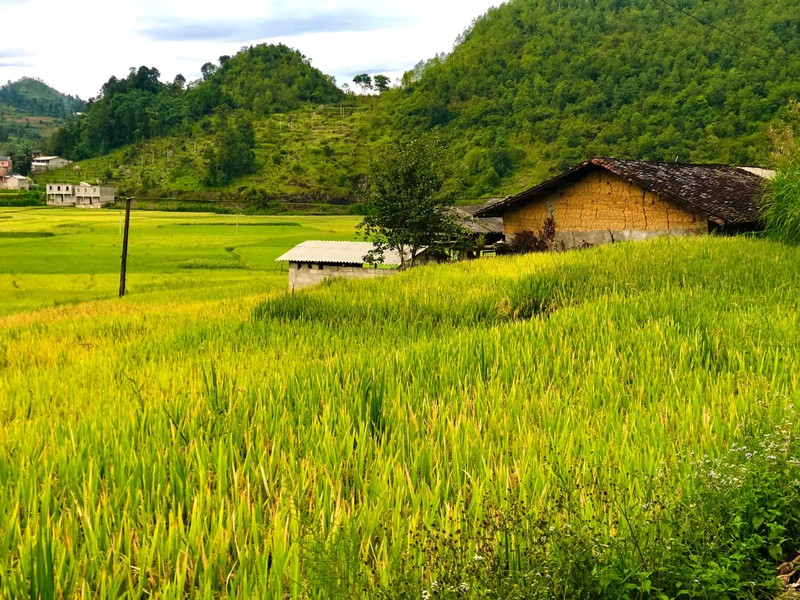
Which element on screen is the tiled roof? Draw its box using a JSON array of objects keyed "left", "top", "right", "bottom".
[
  {"left": 475, "top": 157, "right": 768, "bottom": 225},
  {"left": 276, "top": 240, "right": 407, "bottom": 265},
  {"left": 453, "top": 204, "right": 504, "bottom": 235}
]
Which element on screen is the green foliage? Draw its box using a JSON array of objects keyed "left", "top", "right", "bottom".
[
  {"left": 353, "top": 73, "right": 372, "bottom": 93},
  {"left": 373, "top": 74, "right": 391, "bottom": 93},
  {"left": 202, "top": 109, "right": 256, "bottom": 186},
  {"left": 374, "top": 0, "right": 800, "bottom": 195},
  {"left": 0, "top": 189, "right": 45, "bottom": 207},
  {"left": 358, "top": 136, "right": 465, "bottom": 267},
  {"left": 762, "top": 165, "right": 800, "bottom": 244},
  {"left": 198, "top": 44, "right": 343, "bottom": 116},
  {"left": 35, "top": 105, "right": 373, "bottom": 205},
  {"left": 763, "top": 101, "right": 800, "bottom": 244},
  {"left": 50, "top": 44, "right": 343, "bottom": 162}
]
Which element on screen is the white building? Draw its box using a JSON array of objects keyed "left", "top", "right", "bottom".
[
  {"left": 46, "top": 182, "right": 116, "bottom": 208},
  {"left": 3, "top": 174, "right": 30, "bottom": 190},
  {"left": 31, "top": 156, "right": 71, "bottom": 173},
  {"left": 276, "top": 240, "right": 427, "bottom": 291}
]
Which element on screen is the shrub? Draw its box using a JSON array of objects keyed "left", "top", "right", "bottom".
[{"left": 502, "top": 217, "right": 563, "bottom": 254}]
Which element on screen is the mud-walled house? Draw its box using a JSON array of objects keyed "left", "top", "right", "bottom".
[{"left": 475, "top": 158, "right": 772, "bottom": 248}]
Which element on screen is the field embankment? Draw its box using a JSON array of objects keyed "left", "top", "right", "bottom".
[{"left": 0, "top": 213, "right": 799, "bottom": 597}]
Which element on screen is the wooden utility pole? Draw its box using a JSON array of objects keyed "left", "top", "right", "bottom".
[{"left": 119, "top": 197, "right": 133, "bottom": 297}]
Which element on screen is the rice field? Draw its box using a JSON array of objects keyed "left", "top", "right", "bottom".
[{"left": 1, "top": 207, "right": 800, "bottom": 598}]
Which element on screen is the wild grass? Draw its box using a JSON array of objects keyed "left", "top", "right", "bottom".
[
  {"left": 0, "top": 215, "right": 799, "bottom": 597},
  {"left": 763, "top": 164, "right": 800, "bottom": 244}
]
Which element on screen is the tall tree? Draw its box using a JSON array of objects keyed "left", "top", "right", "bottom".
[
  {"left": 353, "top": 74, "right": 372, "bottom": 94},
  {"left": 358, "top": 136, "right": 465, "bottom": 269},
  {"left": 373, "top": 74, "right": 391, "bottom": 93}
]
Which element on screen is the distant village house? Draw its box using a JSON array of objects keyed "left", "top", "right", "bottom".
[
  {"left": 31, "top": 155, "right": 71, "bottom": 173},
  {"left": 0, "top": 156, "right": 31, "bottom": 191},
  {"left": 475, "top": 158, "right": 772, "bottom": 248},
  {"left": 46, "top": 183, "right": 116, "bottom": 208}
]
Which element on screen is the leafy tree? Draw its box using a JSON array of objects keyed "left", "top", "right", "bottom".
[
  {"left": 358, "top": 136, "right": 465, "bottom": 269},
  {"left": 353, "top": 74, "right": 372, "bottom": 93},
  {"left": 200, "top": 62, "right": 217, "bottom": 81},
  {"left": 373, "top": 74, "right": 391, "bottom": 93},
  {"left": 762, "top": 100, "right": 800, "bottom": 244}
]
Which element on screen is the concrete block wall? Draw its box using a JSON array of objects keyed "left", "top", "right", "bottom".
[{"left": 288, "top": 263, "right": 397, "bottom": 290}]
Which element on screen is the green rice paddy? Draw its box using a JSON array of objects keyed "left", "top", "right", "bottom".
[{"left": 1, "top": 207, "right": 799, "bottom": 598}]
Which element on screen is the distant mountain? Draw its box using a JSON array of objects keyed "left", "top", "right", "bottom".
[
  {"left": 375, "top": 0, "right": 800, "bottom": 195},
  {"left": 0, "top": 77, "right": 85, "bottom": 119}
]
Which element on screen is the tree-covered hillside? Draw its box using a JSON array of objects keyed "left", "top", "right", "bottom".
[
  {"left": 39, "top": 0, "right": 800, "bottom": 204},
  {"left": 0, "top": 77, "right": 85, "bottom": 119},
  {"left": 374, "top": 0, "right": 800, "bottom": 194},
  {"left": 51, "top": 44, "right": 344, "bottom": 161}
]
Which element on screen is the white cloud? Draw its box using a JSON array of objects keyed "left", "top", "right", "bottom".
[{"left": 0, "top": 0, "right": 501, "bottom": 98}]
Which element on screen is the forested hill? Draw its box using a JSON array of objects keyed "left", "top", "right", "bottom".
[
  {"left": 40, "top": 1, "right": 800, "bottom": 204},
  {"left": 0, "top": 78, "right": 85, "bottom": 118},
  {"left": 51, "top": 44, "right": 344, "bottom": 160},
  {"left": 374, "top": 0, "right": 800, "bottom": 195}
]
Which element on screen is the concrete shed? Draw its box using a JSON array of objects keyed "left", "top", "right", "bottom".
[
  {"left": 276, "top": 241, "right": 413, "bottom": 291},
  {"left": 475, "top": 157, "right": 771, "bottom": 248}
]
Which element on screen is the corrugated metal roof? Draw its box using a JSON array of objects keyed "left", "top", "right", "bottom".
[
  {"left": 738, "top": 166, "right": 776, "bottom": 180},
  {"left": 276, "top": 240, "right": 406, "bottom": 265}
]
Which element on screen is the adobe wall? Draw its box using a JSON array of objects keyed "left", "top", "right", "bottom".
[
  {"left": 503, "top": 171, "right": 707, "bottom": 247},
  {"left": 288, "top": 263, "right": 397, "bottom": 291}
]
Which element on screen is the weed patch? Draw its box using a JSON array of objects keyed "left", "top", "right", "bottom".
[{"left": 0, "top": 231, "right": 55, "bottom": 238}]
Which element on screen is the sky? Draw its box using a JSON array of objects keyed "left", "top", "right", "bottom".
[{"left": 0, "top": 0, "right": 502, "bottom": 100}]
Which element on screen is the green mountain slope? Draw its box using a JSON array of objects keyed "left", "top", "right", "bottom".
[
  {"left": 374, "top": 0, "right": 800, "bottom": 195},
  {"left": 35, "top": 105, "right": 374, "bottom": 210},
  {"left": 51, "top": 44, "right": 345, "bottom": 161}
]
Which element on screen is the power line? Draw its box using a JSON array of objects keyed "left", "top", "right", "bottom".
[{"left": 653, "top": 0, "right": 772, "bottom": 54}]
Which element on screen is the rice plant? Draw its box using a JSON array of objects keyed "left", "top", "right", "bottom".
[{"left": 1, "top": 214, "right": 799, "bottom": 597}]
